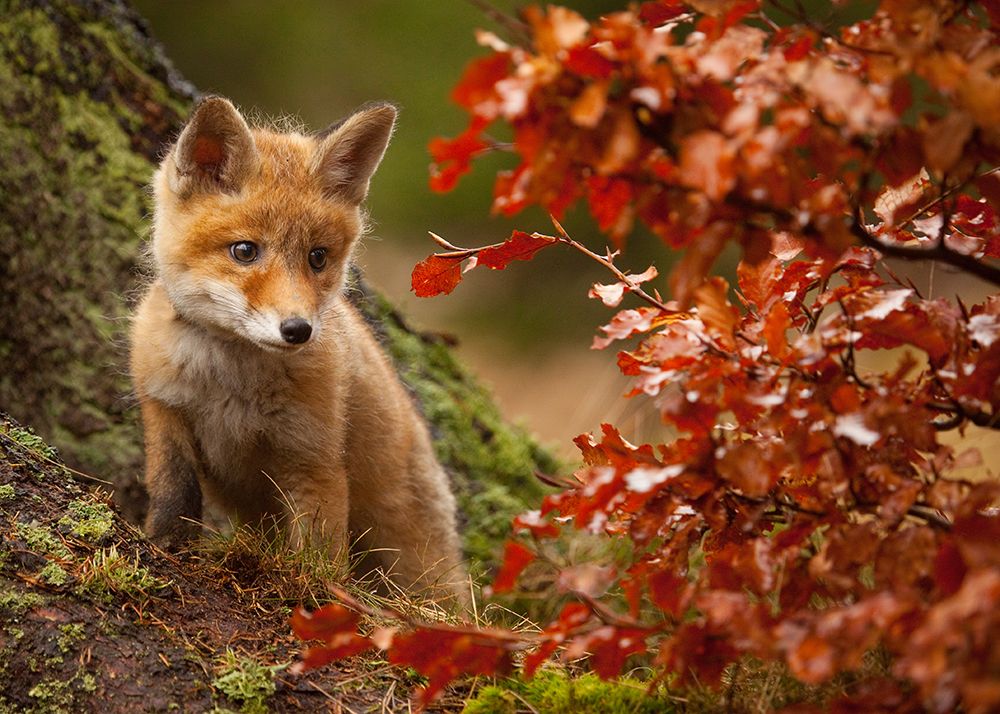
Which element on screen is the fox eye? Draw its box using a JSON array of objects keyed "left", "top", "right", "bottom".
[
  {"left": 230, "top": 241, "right": 259, "bottom": 263},
  {"left": 308, "top": 247, "right": 328, "bottom": 271}
]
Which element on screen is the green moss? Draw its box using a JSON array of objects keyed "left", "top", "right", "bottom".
[
  {"left": 0, "top": 588, "right": 44, "bottom": 616},
  {"left": 27, "top": 670, "right": 97, "bottom": 714},
  {"left": 39, "top": 562, "right": 69, "bottom": 586},
  {"left": 0, "top": 485, "right": 13, "bottom": 501},
  {"left": 212, "top": 650, "right": 282, "bottom": 714},
  {"left": 15, "top": 521, "right": 72, "bottom": 560},
  {"left": 76, "top": 545, "right": 169, "bottom": 603},
  {"left": 0, "top": 3, "right": 191, "bottom": 517},
  {"left": 464, "top": 671, "right": 676, "bottom": 714},
  {"left": 0, "top": 423, "right": 57, "bottom": 460},
  {"left": 57, "top": 623, "right": 86, "bottom": 655},
  {"left": 59, "top": 497, "right": 115, "bottom": 542}
]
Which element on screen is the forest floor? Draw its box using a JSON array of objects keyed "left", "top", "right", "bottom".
[
  {"left": 0, "top": 412, "right": 477, "bottom": 713},
  {"left": 0, "top": 410, "right": 882, "bottom": 714}
]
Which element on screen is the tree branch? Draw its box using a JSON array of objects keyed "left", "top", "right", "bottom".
[{"left": 850, "top": 218, "right": 1000, "bottom": 287}]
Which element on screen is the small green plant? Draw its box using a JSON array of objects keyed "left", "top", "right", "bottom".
[
  {"left": 1, "top": 423, "right": 57, "bottom": 459},
  {"left": 0, "top": 588, "right": 43, "bottom": 615},
  {"left": 59, "top": 497, "right": 114, "bottom": 542},
  {"left": 76, "top": 545, "right": 169, "bottom": 602},
  {"left": 39, "top": 562, "right": 69, "bottom": 586},
  {"left": 212, "top": 649, "right": 283, "bottom": 714},
  {"left": 464, "top": 670, "right": 676, "bottom": 714},
  {"left": 0, "top": 484, "right": 14, "bottom": 501},
  {"left": 27, "top": 671, "right": 97, "bottom": 713},
  {"left": 15, "top": 521, "right": 72, "bottom": 560},
  {"left": 57, "top": 623, "right": 86, "bottom": 654}
]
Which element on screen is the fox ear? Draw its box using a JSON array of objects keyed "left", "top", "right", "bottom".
[
  {"left": 170, "top": 96, "right": 258, "bottom": 195},
  {"left": 312, "top": 102, "right": 397, "bottom": 204}
]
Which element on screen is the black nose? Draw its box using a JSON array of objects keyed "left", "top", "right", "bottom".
[{"left": 280, "top": 317, "right": 312, "bottom": 344}]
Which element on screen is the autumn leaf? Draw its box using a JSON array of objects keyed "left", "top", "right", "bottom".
[
  {"left": 451, "top": 52, "right": 511, "bottom": 116},
  {"left": 491, "top": 540, "right": 536, "bottom": 594},
  {"left": 411, "top": 254, "right": 464, "bottom": 297},
  {"left": 477, "top": 230, "right": 557, "bottom": 270},
  {"left": 588, "top": 265, "right": 658, "bottom": 307},
  {"left": 307, "top": 5, "right": 1000, "bottom": 708},
  {"left": 692, "top": 276, "right": 738, "bottom": 348},
  {"left": 291, "top": 603, "right": 360, "bottom": 642}
]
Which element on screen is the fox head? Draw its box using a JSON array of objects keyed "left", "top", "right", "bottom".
[{"left": 151, "top": 97, "right": 396, "bottom": 351}]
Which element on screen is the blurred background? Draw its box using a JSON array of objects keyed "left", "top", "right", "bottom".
[{"left": 133, "top": 0, "right": 679, "bottom": 457}]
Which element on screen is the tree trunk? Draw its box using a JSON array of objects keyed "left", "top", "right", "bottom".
[{"left": 0, "top": 0, "right": 553, "bottom": 565}]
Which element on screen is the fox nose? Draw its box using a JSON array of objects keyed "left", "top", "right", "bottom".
[{"left": 280, "top": 317, "right": 312, "bottom": 344}]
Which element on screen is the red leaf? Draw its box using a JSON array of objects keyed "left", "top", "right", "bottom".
[
  {"left": 389, "top": 629, "right": 513, "bottom": 705},
  {"left": 648, "top": 569, "right": 689, "bottom": 617},
  {"left": 678, "top": 130, "right": 736, "bottom": 201},
  {"left": 639, "top": 1, "right": 686, "bottom": 26},
  {"left": 411, "top": 255, "right": 464, "bottom": 297},
  {"left": 933, "top": 540, "right": 967, "bottom": 597},
  {"left": 428, "top": 118, "right": 489, "bottom": 193},
  {"left": 492, "top": 540, "right": 536, "bottom": 594},
  {"left": 592, "top": 307, "right": 663, "bottom": 349},
  {"left": 299, "top": 636, "right": 372, "bottom": 669},
  {"left": 569, "top": 626, "right": 648, "bottom": 679},
  {"left": 291, "top": 604, "right": 360, "bottom": 642},
  {"left": 451, "top": 52, "right": 511, "bottom": 115},
  {"left": 783, "top": 33, "right": 814, "bottom": 62},
  {"left": 477, "top": 231, "right": 557, "bottom": 270},
  {"left": 692, "top": 276, "right": 738, "bottom": 349},
  {"left": 525, "top": 602, "right": 593, "bottom": 676},
  {"left": 512, "top": 509, "right": 561, "bottom": 538},
  {"left": 586, "top": 176, "right": 635, "bottom": 244},
  {"left": 565, "top": 45, "right": 617, "bottom": 79},
  {"left": 763, "top": 301, "right": 790, "bottom": 360}
]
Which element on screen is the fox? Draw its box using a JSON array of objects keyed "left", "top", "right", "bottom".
[{"left": 130, "top": 96, "right": 467, "bottom": 604}]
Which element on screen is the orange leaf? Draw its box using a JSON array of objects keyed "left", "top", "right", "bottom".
[
  {"left": 291, "top": 604, "right": 360, "bottom": 642},
  {"left": 451, "top": 52, "right": 511, "bottom": 115},
  {"left": 492, "top": 540, "right": 536, "bottom": 594},
  {"left": 411, "top": 255, "right": 464, "bottom": 297},
  {"left": 477, "top": 231, "right": 557, "bottom": 270},
  {"left": 693, "top": 276, "right": 738, "bottom": 349}
]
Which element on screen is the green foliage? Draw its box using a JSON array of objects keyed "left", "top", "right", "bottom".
[
  {"left": 56, "top": 624, "right": 86, "bottom": 655},
  {"left": 39, "top": 562, "right": 69, "bottom": 586},
  {"left": 76, "top": 545, "right": 168, "bottom": 603},
  {"left": 1, "top": 423, "right": 56, "bottom": 460},
  {"left": 27, "top": 671, "right": 97, "bottom": 714},
  {"left": 0, "top": 588, "right": 43, "bottom": 616},
  {"left": 15, "top": 521, "right": 72, "bottom": 560},
  {"left": 212, "top": 650, "right": 282, "bottom": 714},
  {"left": 464, "top": 671, "right": 676, "bottom": 714},
  {"left": 58, "top": 497, "right": 114, "bottom": 542},
  {"left": 0, "top": 484, "right": 13, "bottom": 501}
]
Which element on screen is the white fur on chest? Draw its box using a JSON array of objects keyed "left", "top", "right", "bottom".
[{"left": 147, "top": 323, "right": 332, "bottom": 472}]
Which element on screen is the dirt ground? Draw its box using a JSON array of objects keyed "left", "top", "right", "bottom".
[{"left": 0, "top": 412, "right": 470, "bottom": 713}]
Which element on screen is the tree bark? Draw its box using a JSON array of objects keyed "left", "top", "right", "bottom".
[{"left": 0, "top": 0, "right": 554, "bottom": 565}]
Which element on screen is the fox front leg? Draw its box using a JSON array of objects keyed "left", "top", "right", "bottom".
[
  {"left": 280, "top": 466, "right": 351, "bottom": 567},
  {"left": 140, "top": 399, "right": 203, "bottom": 549}
]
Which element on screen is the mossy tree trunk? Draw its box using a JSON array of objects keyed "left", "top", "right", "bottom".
[{"left": 0, "top": 0, "right": 553, "bottom": 566}]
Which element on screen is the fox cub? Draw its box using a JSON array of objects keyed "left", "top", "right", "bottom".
[{"left": 131, "top": 97, "right": 466, "bottom": 603}]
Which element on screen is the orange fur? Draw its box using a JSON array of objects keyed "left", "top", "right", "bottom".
[{"left": 131, "top": 98, "right": 467, "bottom": 605}]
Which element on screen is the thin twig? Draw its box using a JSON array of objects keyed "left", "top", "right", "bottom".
[
  {"left": 0, "top": 430, "right": 113, "bottom": 486},
  {"left": 549, "top": 215, "right": 675, "bottom": 312},
  {"left": 896, "top": 165, "right": 999, "bottom": 229},
  {"left": 464, "top": 0, "right": 531, "bottom": 42},
  {"left": 851, "top": 201, "right": 1000, "bottom": 287}
]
